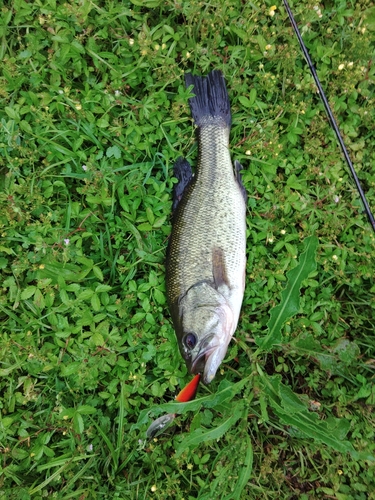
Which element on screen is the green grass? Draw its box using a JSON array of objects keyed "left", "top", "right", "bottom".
[{"left": 1, "top": 0, "right": 375, "bottom": 498}]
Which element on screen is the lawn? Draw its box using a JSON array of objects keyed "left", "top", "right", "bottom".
[{"left": 1, "top": 0, "right": 375, "bottom": 498}]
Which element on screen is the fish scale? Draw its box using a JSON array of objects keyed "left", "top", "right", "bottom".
[{"left": 166, "top": 70, "right": 247, "bottom": 385}]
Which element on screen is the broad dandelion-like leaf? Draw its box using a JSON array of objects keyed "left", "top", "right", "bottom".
[{"left": 256, "top": 235, "right": 318, "bottom": 351}]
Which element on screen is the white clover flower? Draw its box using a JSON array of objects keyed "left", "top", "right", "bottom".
[
  {"left": 338, "top": 63, "right": 345, "bottom": 71},
  {"left": 280, "top": 229, "right": 286, "bottom": 235},
  {"left": 334, "top": 195, "right": 340, "bottom": 203},
  {"left": 82, "top": 165, "right": 88, "bottom": 171},
  {"left": 129, "top": 38, "right": 134, "bottom": 46},
  {"left": 64, "top": 239, "right": 70, "bottom": 246},
  {"left": 332, "top": 254, "right": 338, "bottom": 261}
]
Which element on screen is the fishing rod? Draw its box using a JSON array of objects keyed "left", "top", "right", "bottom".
[{"left": 282, "top": 0, "right": 375, "bottom": 234}]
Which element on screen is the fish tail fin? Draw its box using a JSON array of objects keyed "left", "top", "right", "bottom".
[{"left": 185, "top": 70, "right": 231, "bottom": 128}]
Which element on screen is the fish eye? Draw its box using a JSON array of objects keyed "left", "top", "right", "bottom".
[{"left": 184, "top": 333, "right": 197, "bottom": 350}]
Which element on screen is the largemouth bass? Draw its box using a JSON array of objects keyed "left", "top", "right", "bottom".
[{"left": 166, "top": 70, "right": 247, "bottom": 385}]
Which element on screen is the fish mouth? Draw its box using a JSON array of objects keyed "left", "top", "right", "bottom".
[
  {"left": 190, "top": 345, "right": 216, "bottom": 376},
  {"left": 191, "top": 341, "right": 230, "bottom": 385}
]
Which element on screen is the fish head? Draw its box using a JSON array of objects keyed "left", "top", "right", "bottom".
[{"left": 177, "top": 283, "right": 235, "bottom": 385}]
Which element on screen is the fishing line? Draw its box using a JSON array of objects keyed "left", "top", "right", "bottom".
[{"left": 282, "top": 0, "right": 375, "bottom": 233}]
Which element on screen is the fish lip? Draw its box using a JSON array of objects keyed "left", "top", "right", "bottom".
[
  {"left": 202, "top": 345, "right": 227, "bottom": 385},
  {"left": 191, "top": 342, "right": 228, "bottom": 385},
  {"left": 190, "top": 344, "right": 217, "bottom": 376}
]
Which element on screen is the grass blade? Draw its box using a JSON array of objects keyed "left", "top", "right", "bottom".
[
  {"left": 175, "top": 401, "right": 245, "bottom": 457},
  {"left": 224, "top": 433, "right": 253, "bottom": 500}
]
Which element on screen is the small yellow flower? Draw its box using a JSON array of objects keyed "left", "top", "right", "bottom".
[
  {"left": 280, "top": 229, "right": 286, "bottom": 235},
  {"left": 151, "top": 485, "right": 157, "bottom": 492},
  {"left": 338, "top": 63, "right": 345, "bottom": 71},
  {"left": 245, "top": 150, "right": 251, "bottom": 156},
  {"left": 265, "top": 44, "right": 272, "bottom": 50},
  {"left": 332, "top": 255, "right": 338, "bottom": 261},
  {"left": 269, "top": 5, "right": 277, "bottom": 16},
  {"left": 129, "top": 38, "right": 134, "bottom": 46},
  {"left": 39, "top": 264, "right": 45, "bottom": 269},
  {"left": 187, "top": 463, "right": 193, "bottom": 470}
]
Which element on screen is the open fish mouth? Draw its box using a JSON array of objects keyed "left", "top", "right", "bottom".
[
  {"left": 191, "top": 345, "right": 215, "bottom": 375},
  {"left": 191, "top": 342, "right": 229, "bottom": 385}
]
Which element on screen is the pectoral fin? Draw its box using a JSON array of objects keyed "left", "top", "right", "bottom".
[
  {"left": 234, "top": 160, "right": 247, "bottom": 203},
  {"left": 172, "top": 157, "right": 193, "bottom": 211},
  {"left": 212, "top": 247, "right": 230, "bottom": 290}
]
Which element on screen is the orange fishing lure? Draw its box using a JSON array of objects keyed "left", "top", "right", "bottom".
[
  {"left": 146, "top": 374, "right": 201, "bottom": 439},
  {"left": 175, "top": 373, "right": 201, "bottom": 402}
]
